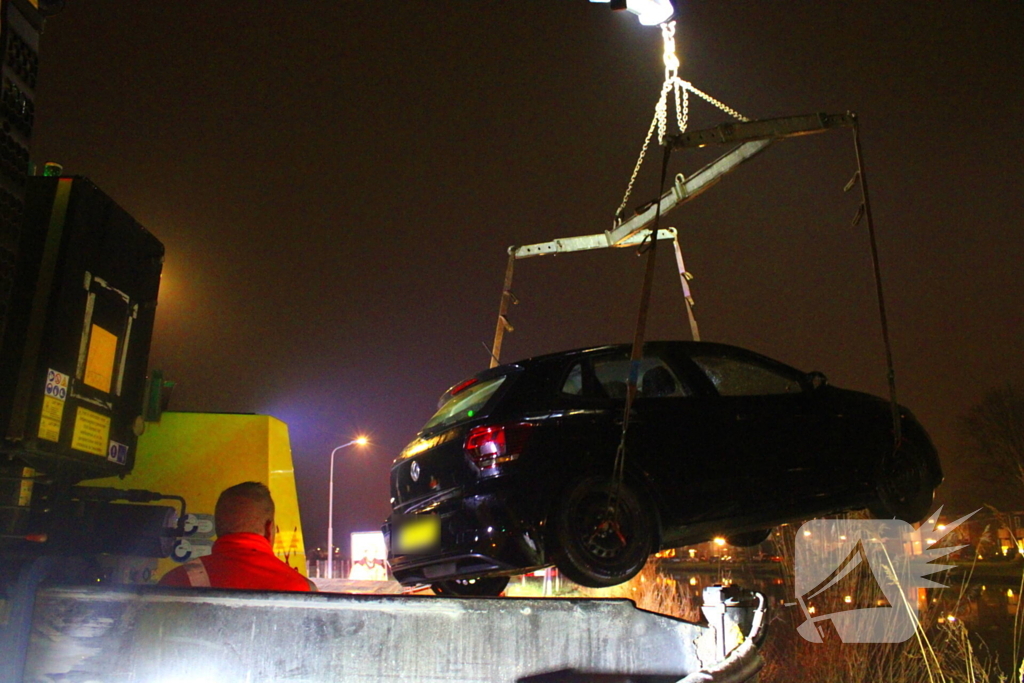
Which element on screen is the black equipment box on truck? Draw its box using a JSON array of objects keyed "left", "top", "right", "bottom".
[{"left": 1, "top": 177, "right": 163, "bottom": 541}]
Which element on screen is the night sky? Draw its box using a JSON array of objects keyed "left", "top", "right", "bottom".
[{"left": 30, "top": 2, "right": 1024, "bottom": 554}]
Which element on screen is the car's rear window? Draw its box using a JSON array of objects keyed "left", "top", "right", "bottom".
[{"left": 421, "top": 375, "right": 507, "bottom": 432}]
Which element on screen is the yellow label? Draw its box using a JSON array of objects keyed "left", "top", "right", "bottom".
[
  {"left": 71, "top": 407, "right": 111, "bottom": 456},
  {"left": 84, "top": 325, "right": 117, "bottom": 393},
  {"left": 18, "top": 468, "right": 35, "bottom": 506},
  {"left": 38, "top": 395, "right": 65, "bottom": 441}
]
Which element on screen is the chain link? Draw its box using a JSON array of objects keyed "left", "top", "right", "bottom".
[
  {"left": 674, "top": 81, "right": 689, "bottom": 134},
  {"left": 617, "top": 22, "right": 684, "bottom": 218},
  {"left": 616, "top": 112, "right": 659, "bottom": 220},
  {"left": 683, "top": 83, "right": 749, "bottom": 122},
  {"left": 657, "top": 22, "right": 681, "bottom": 145},
  {"left": 616, "top": 21, "right": 749, "bottom": 222},
  {"left": 661, "top": 21, "right": 680, "bottom": 75}
]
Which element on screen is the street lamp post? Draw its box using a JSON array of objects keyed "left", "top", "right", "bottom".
[{"left": 327, "top": 436, "right": 368, "bottom": 579}]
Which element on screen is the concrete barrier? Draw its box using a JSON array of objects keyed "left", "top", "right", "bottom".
[
  {"left": 311, "top": 577, "right": 406, "bottom": 594},
  {"left": 22, "top": 585, "right": 763, "bottom": 682}
]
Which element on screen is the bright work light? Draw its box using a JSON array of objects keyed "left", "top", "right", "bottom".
[{"left": 590, "top": 0, "right": 676, "bottom": 26}]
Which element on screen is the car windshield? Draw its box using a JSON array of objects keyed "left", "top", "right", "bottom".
[{"left": 421, "top": 375, "right": 507, "bottom": 432}]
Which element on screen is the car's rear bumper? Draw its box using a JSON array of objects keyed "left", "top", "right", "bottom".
[{"left": 385, "top": 491, "right": 545, "bottom": 585}]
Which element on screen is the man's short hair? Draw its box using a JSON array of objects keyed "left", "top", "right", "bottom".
[{"left": 214, "top": 482, "right": 275, "bottom": 536}]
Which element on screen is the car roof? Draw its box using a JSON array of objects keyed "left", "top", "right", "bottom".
[
  {"left": 440, "top": 340, "right": 806, "bottom": 405},
  {"left": 493, "top": 340, "right": 792, "bottom": 371}
]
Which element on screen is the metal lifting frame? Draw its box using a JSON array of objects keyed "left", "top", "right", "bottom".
[
  {"left": 489, "top": 111, "right": 857, "bottom": 369},
  {"left": 489, "top": 227, "right": 698, "bottom": 368}
]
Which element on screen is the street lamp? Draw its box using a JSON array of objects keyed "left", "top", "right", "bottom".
[
  {"left": 590, "top": 0, "right": 676, "bottom": 26},
  {"left": 326, "top": 436, "right": 369, "bottom": 579}
]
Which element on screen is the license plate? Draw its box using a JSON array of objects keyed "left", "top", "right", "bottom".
[{"left": 395, "top": 514, "right": 440, "bottom": 554}]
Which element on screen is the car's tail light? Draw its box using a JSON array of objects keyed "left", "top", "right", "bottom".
[{"left": 464, "top": 422, "right": 534, "bottom": 470}]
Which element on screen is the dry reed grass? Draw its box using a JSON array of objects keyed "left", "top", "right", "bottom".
[
  {"left": 552, "top": 510, "right": 1021, "bottom": 681},
  {"left": 762, "top": 520, "right": 1010, "bottom": 683},
  {"left": 576, "top": 558, "right": 701, "bottom": 622}
]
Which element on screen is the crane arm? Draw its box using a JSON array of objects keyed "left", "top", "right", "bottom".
[{"left": 607, "top": 112, "right": 855, "bottom": 245}]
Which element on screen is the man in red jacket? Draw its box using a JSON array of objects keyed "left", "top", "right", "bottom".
[{"left": 159, "top": 481, "right": 316, "bottom": 591}]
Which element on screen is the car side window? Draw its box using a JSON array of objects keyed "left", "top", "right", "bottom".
[
  {"left": 561, "top": 361, "right": 609, "bottom": 398},
  {"left": 561, "top": 356, "right": 690, "bottom": 399},
  {"left": 690, "top": 355, "right": 803, "bottom": 396},
  {"left": 593, "top": 357, "right": 629, "bottom": 399},
  {"left": 562, "top": 363, "right": 584, "bottom": 395}
]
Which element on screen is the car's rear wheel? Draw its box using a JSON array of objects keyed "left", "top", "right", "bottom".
[
  {"left": 726, "top": 528, "right": 772, "bottom": 547},
  {"left": 430, "top": 576, "right": 509, "bottom": 597},
  {"left": 551, "top": 477, "right": 654, "bottom": 588},
  {"left": 870, "top": 445, "right": 933, "bottom": 523}
]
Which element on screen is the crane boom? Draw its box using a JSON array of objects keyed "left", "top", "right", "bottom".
[{"left": 608, "top": 112, "right": 855, "bottom": 245}]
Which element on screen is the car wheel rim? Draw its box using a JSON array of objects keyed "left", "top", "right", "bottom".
[{"left": 571, "top": 492, "right": 637, "bottom": 564}]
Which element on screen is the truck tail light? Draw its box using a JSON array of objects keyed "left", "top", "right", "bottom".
[{"left": 464, "top": 422, "right": 534, "bottom": 470}]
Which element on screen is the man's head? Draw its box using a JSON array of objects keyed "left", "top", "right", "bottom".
[{"left": 214, "top": 482, "right": 276, "bottom": 543}]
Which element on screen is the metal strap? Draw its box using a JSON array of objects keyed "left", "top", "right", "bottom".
[
  {"left": 850, "top": 119, "right": 901, "bottom": 448},
  {"left": 612, "top": 143, "right": 674, "bottom": 493}
]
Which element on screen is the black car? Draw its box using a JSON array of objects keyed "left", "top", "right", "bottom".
[{"left": 385, "top": 341, "right": 942, "bottom": 595}]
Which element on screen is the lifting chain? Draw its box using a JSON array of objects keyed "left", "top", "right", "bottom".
[
  {"left": 686, "top": 83, "right": 749, "bottom": 124},
  {"left": 608, "top": 20, "right": 750, "bottom": 519},
  {"left": 657, "top": 21, "right": 689, "bottom": 143},
  {"left": 615, "top": 21, "right": 750, "bottom": 223}
]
